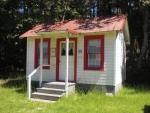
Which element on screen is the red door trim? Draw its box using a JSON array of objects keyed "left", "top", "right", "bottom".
[{"left": 56, "top": 38, "right": 77, "bottom": 82}]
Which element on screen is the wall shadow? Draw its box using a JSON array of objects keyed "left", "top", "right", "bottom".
[
  {"left": 123, "top": 83, "right": 150, "bottom": 95},
  {"left": 143, "top": 105, "right": 150, "bottom": 113},
  {"left": 1, "top": 75, "right": 39, "bottom": 94},
  {"left": 1, "top": 76, "right": 27, "bottom": 93}
]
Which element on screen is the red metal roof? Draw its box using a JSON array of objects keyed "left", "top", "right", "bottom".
[
  {"left": 20, "top": 14, "right": 127, "bottom": 38},
  {"left": 20, "top": 30, "right": 40, "bottom": 38}
]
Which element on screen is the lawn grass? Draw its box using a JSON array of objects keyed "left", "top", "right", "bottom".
[{"left": 0, "top": 75, "right": 150, "bottom": 113}]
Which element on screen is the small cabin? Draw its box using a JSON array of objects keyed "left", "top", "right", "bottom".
[{"left": 20, "top": 14, "right": 130, "bottom": 99}]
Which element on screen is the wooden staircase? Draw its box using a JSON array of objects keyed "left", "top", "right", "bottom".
[{"left": 31, "top": 82, "right": 75, "bottom": 102}]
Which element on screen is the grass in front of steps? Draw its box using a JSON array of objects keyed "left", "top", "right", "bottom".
[{"left": 0, "top": 75, "right": 150, "bottom": 113}]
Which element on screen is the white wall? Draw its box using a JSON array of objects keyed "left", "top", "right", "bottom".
[
  {"left": 26, "top": 37, "right": 56, "bottom": 82},
  {"left": 76, "top": 32, "right": 116, "bottom": 85},
  {"left": 114, "top": 32, "right": 126, "bottom": 86},
  {"left": 26, "top": 31, "right": 117, "bottom": 86}
]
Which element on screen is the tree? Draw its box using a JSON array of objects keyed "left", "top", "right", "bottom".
[
  {"left": 137, "top": 1, "right": 150, "bottom": 69},
  {"left": 1, "top": 0, "right": 150, "bottom": 79}
]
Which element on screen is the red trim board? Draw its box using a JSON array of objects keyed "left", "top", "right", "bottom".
[
  {"left": 84, "top": 35, "right": 104, "bottom": 71},
  {"left": 34, "top": 38, "right": 50, "bottom": 69}
]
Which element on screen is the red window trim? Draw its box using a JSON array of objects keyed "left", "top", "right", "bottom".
[
  {"left": 34, "top": 38, "right": 50, "bottom": 69},
  {"left": 84, "top": 35, "right": 104, "bottom": 71}
]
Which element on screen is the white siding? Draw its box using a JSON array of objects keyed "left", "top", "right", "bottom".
[
  {"left": 26, "top": 37, "right": 35, "bottom": 79},
  {"left": 26, "top": 37, "right": 56, "bottom": 82},
  {"left": 76, "top": 32, "right": 116, "bottom": 85},
  {"left": 114, "top": 32, "right": 126, "bottom": 86},
  {"left": 26, "top": 31, "right": 116, "bottom": 85}
]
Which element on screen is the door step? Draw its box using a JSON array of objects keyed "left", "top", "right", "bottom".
[
  {"left": 31, "top": 82, "right": 75, "bottom": 102},
  {"left": 32, "top": 92, "right": 62, "bottom": 101},
  {"left": 36, "top": 87, "right": 65, "bottom": 95}
]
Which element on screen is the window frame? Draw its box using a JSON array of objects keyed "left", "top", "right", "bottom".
[
  {"left": 34, "top": 38, "right": 50, "bottom": 69},
  {"left": 84, "top": 35, "right": 104, "bottom": 71}
]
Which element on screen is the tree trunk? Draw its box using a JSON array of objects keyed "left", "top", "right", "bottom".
[
  {"left": 62, "top": 10, "right": 66, "bottom": 21},
  {"left": 62, "top": 1, "right": 67, "bottom": 21},
  {"left": 97, "top": 0, "right": 100, "bottom": 16},
  {"left": 137, "top": 6, "right": 149, "bottom": 69}
]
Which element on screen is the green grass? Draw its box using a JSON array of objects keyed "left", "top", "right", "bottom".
[{"left": 0, "top": 75, "right": 150, "bottom": 113}]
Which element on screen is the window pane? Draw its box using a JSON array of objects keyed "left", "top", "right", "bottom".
[
  {"left": 88, "top": 54, "right": 101, "bottom": 68},
  {"left": 38, "top": 42, "right": 48, "bottom": 65},
  {"left": 61, "top": 43, "right": 74, "bottom": 56},
  {"left": 61, "top": 43, "right": 66, "bottom": 56},
  {"left": 69, "top": 43, "right": 73, "bottom": 56},
  {"left": 43, "top": 42, "right": 48, "bottom": 64},
  {"left": 88, "top": 39, "right": 101, "bottom": 53}
]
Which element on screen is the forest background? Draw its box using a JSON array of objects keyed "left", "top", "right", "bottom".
[{"left": 0, "top": 0, "right": 150, "bottom": 84}]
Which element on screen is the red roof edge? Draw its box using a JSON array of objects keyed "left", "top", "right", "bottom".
[
  {"left": 19, "top": 30, "right": 39, "bottom": 38},
  {"left": 67, "top": 29, "right": 78, "bottom": 35}
]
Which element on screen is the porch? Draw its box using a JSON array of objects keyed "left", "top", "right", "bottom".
[{"left": 25, "top": 29, "right": 78, "bottom": 102}]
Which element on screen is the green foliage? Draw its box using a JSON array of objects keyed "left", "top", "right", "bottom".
[
  {"left": 0, "top": 75, "right": 150, "bottom": 113},
  {"left": 126, "top": 68, "right": 150, "bottom": 85},
  {"left": 142, "top": 0, "right": 150, "bottom": 6}
]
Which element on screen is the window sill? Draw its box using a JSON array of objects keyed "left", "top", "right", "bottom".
[
  {"left": 43, "top": 66, "right": 50, "bottom": 69},
  {"left": 84, "top": 68, "right": 104, "bottom": 71},
  {"left": 34, "top": 66, "right": 50, "bottom": 70}
]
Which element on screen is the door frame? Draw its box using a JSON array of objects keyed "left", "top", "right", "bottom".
[{"left": 56, "top": 38, "right": 77, "bottom": 82}]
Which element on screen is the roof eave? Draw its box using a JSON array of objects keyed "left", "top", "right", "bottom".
[
  {"left": 123, "top": 18, "right": 130, "bottom": 45},
  {"left": 20, "top": 29, "right": 79, "bottom": 38},
  {"left": 19, "top": 30, "right": 40, "bottom": 38}
]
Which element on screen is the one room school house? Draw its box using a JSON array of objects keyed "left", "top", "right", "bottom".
[{"left": 20, "top": 14, "right": 130, "bottom": 101}]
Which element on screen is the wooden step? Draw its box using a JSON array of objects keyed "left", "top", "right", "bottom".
[
  {"left": 36, "top": 87, "right": 65, "bottom": 95},
  {"left": 42, "top": 82, "right": 75, "bottom": 89},
  {"left": 31, "top": 82, "right": 75, "bottom": 102},
  {"left": 42, "top": 83, "right": 65, "bottom": 89},
  {"left": 31, "top": 92, "right": 62, "bottom": 101}
]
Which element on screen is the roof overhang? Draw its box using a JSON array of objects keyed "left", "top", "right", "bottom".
[
  {"left": 123, "top": 18, "right": 130, "bottom": 45},
  {"left": 19, "top": 30, "right": 40, "bottom": 38},
  {"left": 19, "top": 29, "right": 78, "bottom": 38}
]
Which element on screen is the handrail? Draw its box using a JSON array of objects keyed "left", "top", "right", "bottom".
[
  {"left": 27, "top": 65, "right": 50, "bottom": 99},
  {"left": 28, "top": 66, "right": 41, "bottom": 78},
  {"left": 27, "top": 66, "right": 40, "bottom": 99}
]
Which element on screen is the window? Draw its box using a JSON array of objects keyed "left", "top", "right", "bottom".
[
  {"left": 84, "top": 35, "right": 104, "bottom": 70},
  {"left": 34, "top": 38, "right": 50, "bottom": 69}
]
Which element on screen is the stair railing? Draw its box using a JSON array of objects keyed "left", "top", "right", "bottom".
[
  {"left": 27, "top": 66, "right": 41, "bottom": 99},
  {"left": 27, "top": 65, "right": 50, "bottom": 99}
]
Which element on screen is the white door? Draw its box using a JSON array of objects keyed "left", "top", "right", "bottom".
[{"left": 59, "top": 41, "right": 75, "bottom": 81}]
